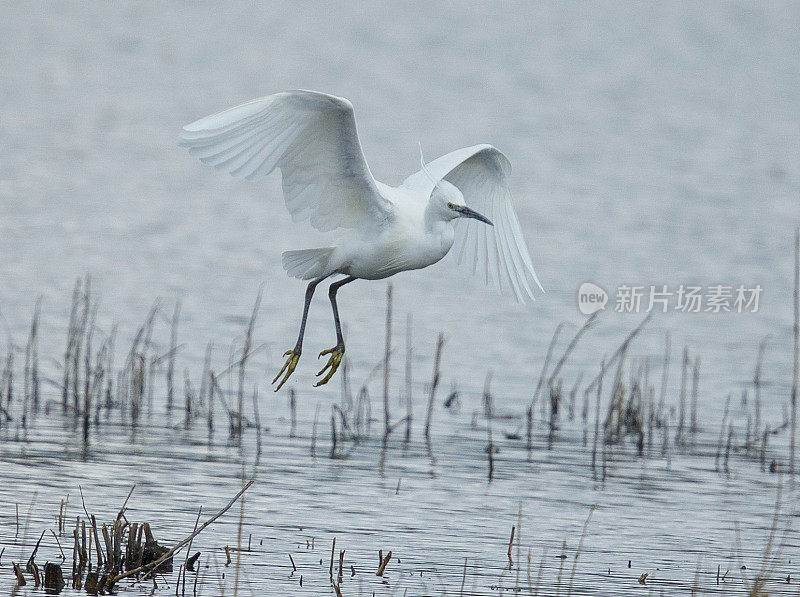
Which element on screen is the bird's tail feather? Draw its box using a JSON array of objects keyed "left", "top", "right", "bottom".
[{"left": 282, "top": 247, "right": 335, "bottom": 280}]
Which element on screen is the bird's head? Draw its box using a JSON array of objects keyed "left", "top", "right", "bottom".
[
  {"left": 429, "top": 180, "right": 493, "bottom": 225},
  {"left": 420, "top": 145, "right": 493, "bottom": 226}
]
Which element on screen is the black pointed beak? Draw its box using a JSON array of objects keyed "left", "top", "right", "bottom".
[{"left": 454, "top": 205, "right": 493, "bottom": 226}]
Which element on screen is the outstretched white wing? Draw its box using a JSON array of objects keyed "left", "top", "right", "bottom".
[
  {"left": 403, "top": 144, "right": 543, "bottom": 302},
  {"left": 180, "top": 90, "right": 392, "bottom": 232}
]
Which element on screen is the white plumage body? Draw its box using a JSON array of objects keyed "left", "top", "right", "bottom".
[{"left": 299, "top": 185, "right": 456, "bottom": 281}]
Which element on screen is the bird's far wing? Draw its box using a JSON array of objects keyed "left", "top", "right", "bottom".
[
  {"left": 180, "top": 90, "right": 392, "bottom": 232},
  {"left": 402, "top": 144, "right": 543, "bottom": 302}
]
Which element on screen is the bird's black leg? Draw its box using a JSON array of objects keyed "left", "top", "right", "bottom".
[
  {"left": 315, "top": 276, "right": 356, "bottom": 386},
  {"left": 273, "top": 275, "right": 328, "bottom": 391}
]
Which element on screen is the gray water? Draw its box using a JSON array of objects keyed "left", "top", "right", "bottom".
[{"left": 1, "top": 1, "right": 800, "bottom": 594}]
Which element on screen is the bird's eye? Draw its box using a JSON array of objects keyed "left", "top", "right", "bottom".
[{"left": 447, "top": 202, "right": 455, "bottom": 209}]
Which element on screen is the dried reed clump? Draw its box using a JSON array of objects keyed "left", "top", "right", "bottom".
[{"left": 10, "top": 482, "right": 252, "bottom": 594}]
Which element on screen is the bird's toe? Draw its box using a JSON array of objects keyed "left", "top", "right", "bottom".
[
  {"left": 273, "top": 349, "right": 301, "bottom": 391},
  {"left": 314, "top": 346, "right": 344, "bottom": 387}
]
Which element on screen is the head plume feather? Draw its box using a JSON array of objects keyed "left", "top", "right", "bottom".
[{"left": 418, "top": 143, "right": 441, "bottom": 190}]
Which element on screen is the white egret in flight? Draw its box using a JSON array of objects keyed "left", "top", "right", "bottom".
[{"left": 180, "top": 91, "right": 542, "bottom": 390}]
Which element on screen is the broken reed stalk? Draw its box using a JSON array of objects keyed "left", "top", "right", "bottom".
[
  {"left": 754, "top": 336, "right": 769, "bottom": 438},
  {"left": 532, "top": 323, "right": 566, "bottom": 421},
  {"left": 329, "top": 409, "right": 338, "bottom": 458},
  {"left": 567, "top": 374, "right": 579, "bottom": 422},
  {"left": 329, "top": 538, "right": 336, "bottom": 582},
  {"left": 555, "top": 540, "right": 567, "bottom": 595},
  {"left": 656, "top": 331, "right": 670, "bottom": 426},
  {"left": 82, "top": 301, "right": 99, "bottom": 445},
  {"left": 383, "top": 283, "right": 392, "bottom": 438},
  {"left": 289, "top": 388, "right": 297, "bottom": 438},
  {"left": 237, "top": 288, "right": 262, "bottom": 440},
  {"left": 690, "top": 355, "right": 700, "bottom": 434},
  {"left": 207, "top": 370, "right": 217, "bottom": 435},
  {"left": 487, "top": 398, "right": 494, "bottom": 482},
  {"left": 507, "top": 525, "right": 515, "bottom": 566},
  {"left": 515, "top": 503, "right": 522, "bottom": 589},
  {"left": 179, "top": 508, "right": 202, "bottom": 595},
  {"left": 723, "top": 423, "right": 733, "bottom": 474},
  {"left": 591, "top": 359, "right": 605, "bottom": 475},
  {"left": 199, "top": 342, "right": 212, "bottom": 413},
  {"left": 167, "top": 301, "right": 180, "bottom": 411},
  {"left": 105, "top": 480, "right": 254, "bottom": 588},
  {"left": 405, "top": 313, "right": 413, "bottom": 443},
  {"left": 424, "top": 332, "right": 445, "bottom": 442},
  {"left": 23, "top": 297, "right": 42, "bottom": 419},
  {"left": 526, "top": 404, "right": 533, "bottom": 454},
  {"left": 73, "top": 277, "right": 90, "bottom": 415},
  {"left": 547, "top": 313, "right": 598, "bottom": 392},
  {"left": 566, "top": 505, "right": 595, "bottom": 596},
  {"left": 676, "top": 346, "right": 688, "bottom": 446},
  {"left": 483, "top": 370, "right": 494, "bottom": 418},
  {"left": 252, "top": 387, "right": 262, "bottom": 459},
  {"left": 13, "top": 561, "right": 26, "bottom": 586},
  {"left": 233, "top": 475, "right": 246, "bottom": 597},
  {"left": 123, "top": 302, "right": 159, "bottom": 426},
  {"left": 311, "top": 402, "right": 320, "bottom": 457},
  {"left": 104, "top": 325, "right": 116, "bottom": 411},
  {"left": 376, "top": 550, "right": 392, "bottom": 576},
  {"left": 585, "top": 315, "right": 652, "bottom": 398},
  {"left": 83, "top": 295, "right": 96, "bottom": 425},
  {"left": 0, "top": 348, "right": 11, "bottom": 425},
  {"left": 63, "top": 278, "right": 82, "bottom": 412},
  {"left": 715, "top": 394, "right": 731, "bottom": 471},
  {"left": 791, "top": 227, "right": 799, "bottom": 477},
  {"left": 184, "top": 370, "right": 194, "bottom": 429}
]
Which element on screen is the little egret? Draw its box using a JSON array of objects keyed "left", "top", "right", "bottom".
[{"left": 180, "top": 90, "right": 542, "bottom": 390}]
